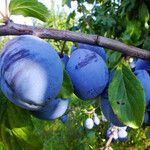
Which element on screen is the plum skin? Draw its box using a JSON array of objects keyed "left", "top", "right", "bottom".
[
  {"left": 100, "top": 90, "right": 124, "bottom": 127},
  {"left": 58, "top": 52, "right": 69, "bottom": 67},
  {"left": 144, "top": 111, "right": 149, "bottom": 124},
  {"left": 66, "top": 49, "right": 108, "bottom": 100},
  {"left": 0, "top": 35, "right": 63, "bottom": 110},
  {"left": 135, "top": 59, "right": 150, "bottom": 71},
  {"left": 31, "top": 98, "right": 69, "bottom": 120},
  {"left": 71, "top": 43, "right": 106, "bottom": 61},
  {"left": 134, "top": 70, "right": 150, "bottom": 107},
  {"left": 93, "top": 115, "right": 100, "bottom": 125},
  {"left": 61, "top": 114, "right": 68, "bottom": 124},
  {"left": 84, "top": 118, "right": 94, "bottom": 129}
]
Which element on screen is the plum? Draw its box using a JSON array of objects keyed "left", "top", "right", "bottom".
[
  {"left": 58, "top": 52, "right": 69, "bottom": 67},
  {"left": 71, "top": 43, "right": 106, "bottom": 61},
  {"left": 84, "top": 118, "right": 94, "bottom": 129},
  {"left": 118, "top": 129, "right": 128, "bottom": 142},
  {"left": 0, "top": 35, "right": 63, "bottom": 110},
  {"left": 100, "top": 90, "right": 124, "bottom": 127},
  {"left": 61, "top": 114, "right": 68, "bottom": 124},
  {"left": 66, "top": 49, "right": 108, "bottom": 100},
  {"left": 31, "top": 98, "right": 69, "bottom": 120},
  {"left": 144, "top": 111, "right": 149, "bottom": 124},
  {"left": 134, "top": 70, "right": 150, "bottom": 107},
  {"left": 92, "top": 115, "right": 100, "bottom": 125},
  {"left": 135, "top": 59, "right": 150, "bottom": 71},
  {"left": 106, "top": 127, "right": 118, "bottom": 142}
]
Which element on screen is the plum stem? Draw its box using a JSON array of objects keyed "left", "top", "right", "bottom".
[
  {"left": 104, "top": 126, "right": 118, "bottom": 150},
  {"left": 60, "top": 41, "right": 66, "bottom": 57},
  {"left": 85, "top": 108, "right": 96, "bottom": 115}
]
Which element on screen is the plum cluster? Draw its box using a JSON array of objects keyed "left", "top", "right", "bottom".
[
  {"left": 84, "top": 113, "right": 100, "bottom": 129},
  {"left": 0, "top": 36, "right": 109, "bottom": 122},
  {"left": 107, "top": 125, "right": 128, "bottom": 142},
  {"left": 99, "top": 58, "right": 150, "bottom": 142},
  {"left": 1, "top": 35, "right": 149, "bottom": 145}
]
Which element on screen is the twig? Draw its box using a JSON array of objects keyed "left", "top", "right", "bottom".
[
  {"left": 102, "top": 126, "right": 118, "bottom": 150},
  {"left": 0, "top": 11, "right": 5, "bottom": 18},
  {"left": 60, "top": 41, "right": 66, "bottom": 57},
  {"left": 0, "top": 21, "right": 150, "bottom": 60},
  {"left": 5, "top": 0, "right": 8, "bottom": 18},
  {"left": 85, "top": 108, "right": 96, "bottom": 114}
]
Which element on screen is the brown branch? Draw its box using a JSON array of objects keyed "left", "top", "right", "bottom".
[{"left": 0, "top": 21, "right": 150, "bottom": 60}]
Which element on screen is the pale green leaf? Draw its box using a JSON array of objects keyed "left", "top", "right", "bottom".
[{"left": 9, "top": 0, "right": 50, "bottom": 22}]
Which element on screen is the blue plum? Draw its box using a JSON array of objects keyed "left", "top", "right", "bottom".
[
  {"left": 84, "top": 118, "right": 94, "bottom": 129},
  {"left": 106, "top": 127, "right": 118, "bottom": 142},
  {"left": 71, "top": 43, "right": 106, "bottom": 61},
  {"left": 61, "top": 114, "right": 68, "bottom": 124},
  {"left": 118, "top": 129, "right": 128, "bottom": 142},
  {"left": 92, "top": 115, "right": 100, "bottom": 125},
  {"left": 135, "top": 59, "right": 150, "bottom": 71},
  {"left": 100, "top": 90, "right": 124, "bottom": 127},
  {"left": 0, "top": 35, "right": 63, "bottom": 110},
  {"left": 144, "top": 111, "right": 149, "bottom": 124},
  {"left": 31, "top": 98, "right": 69, "bottom": 120},
  {"left": 134, "top": 70, "right": 150, "bottom": 107},
  {"left": 58, "top": 52, "right": 69, "bottom": 67},
  {"left": 66, "top": 49, "right": 108, "bottom": 100}
]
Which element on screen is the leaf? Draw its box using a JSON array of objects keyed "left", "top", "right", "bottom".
[
  {"left": 57, "top": 68, "right": 74, "bottom": 99},
  {"left": 66, "top": 11, "right": 76, "bottom": 25},
  {"left": 139, "top": 2, "right": 149, "bottom": 23},
  {"left": 62, "top": 0, "right": 71, "bottom": 8},
  {"left": 86, "top": 0, "right": 95, "bottom": 4},
  {"left": 121, "top": 20, "right": 141, "bottom": 45},
  {"left": 143, "top": 36, "right": 150, "bottom": 51},
  {"left": 9, "top": 0, "right": 50, "bottom": 22},
  {"left": 0, "top": 91, "right": 43, "bottom": 149},
  {"left": 108, "top": 64, "right": 145, "bottom": 128},
  {"left": 106, "top": 50, "right": 122, "bottom": 70}
]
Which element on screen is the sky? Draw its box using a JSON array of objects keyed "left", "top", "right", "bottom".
[{"left": 0, "top": 0, "right": 78, "bottom": 25}]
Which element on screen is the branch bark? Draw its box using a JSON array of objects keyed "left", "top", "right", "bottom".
[{"left": 0, "top": 21, "right": 150, "bottom": 60}]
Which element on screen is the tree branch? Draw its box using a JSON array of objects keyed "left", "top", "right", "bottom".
[{"left": 0, "top": 21, "right": 150, "bottom": 60}]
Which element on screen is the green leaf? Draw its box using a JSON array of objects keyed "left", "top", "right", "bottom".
[
  {"left": 9, "top": 0, "right": 50, "bottom": 22},
  {"left": 121, "top": 20, "right": 141, "bottom": 45},
  {"left": 57, "top": 66, "right": 74, "bottom": 98},
  {"left": 143, "top": 36, "right": 150, "bottom": 51},
  {"left": 0, "top": 91, "right": 43, "bottom": 149},
  {"left": 62, "top": 0, "right": 71, "bottom": 8},
  {"left": 139, "top": 2, "right": 149, "bottom": 23},
  {"left": 66, "top": 11, "right": 76, "bottom": 25},
  {"left": 86, "top": 0, "right": 94, "bottom": 4},
  {"left": 106, "top": 50, "right": 122, "bottom": 70},
  {"left": 108, "top": 64, "right": 145, "bottom": 128}
]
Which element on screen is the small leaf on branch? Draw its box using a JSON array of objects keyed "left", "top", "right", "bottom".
[
  {"left": 108, "top": 64, "right": 145, "bottom": 128},
  {"left": 9, "top": 0, "right": 50, "bottom": 22}
]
